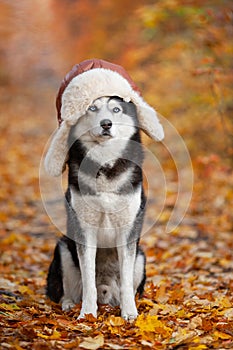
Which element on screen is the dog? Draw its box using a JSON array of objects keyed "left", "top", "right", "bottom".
[
  {"left": 46, "top": 97, "right": 147, "bottom": 320},
  {"left": 44, "top": 60, "right": 164, "bottom": 320}
]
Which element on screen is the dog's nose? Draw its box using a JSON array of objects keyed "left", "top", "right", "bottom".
[{"left": 100, "top": 119, "right": 112, "bottom": 130}]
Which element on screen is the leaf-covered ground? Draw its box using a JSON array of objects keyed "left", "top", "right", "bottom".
[
  {"left": 1, "top": 189, "right": 233, "bottom": 349},
  {"left": 0, "top": 1, "right": 233, "bottom": 349}
]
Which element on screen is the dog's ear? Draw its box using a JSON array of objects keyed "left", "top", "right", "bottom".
[
  {"left": 44, "top": 122, "right": 70, "bottom": 177},
  {"left": 136, "top": 101, "right": 164, "bottom": 141}
]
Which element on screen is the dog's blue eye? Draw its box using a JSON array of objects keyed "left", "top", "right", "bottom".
[
  {"left": 88, "top": 105, "right": 97, "bottom": 112},
  {"left": 113, "top": 107, "right": 120, "bottom": 113}
]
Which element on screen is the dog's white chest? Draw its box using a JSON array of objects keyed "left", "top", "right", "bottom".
[{"left": 70, "top": 187, "right": 141, "bottom": 247}]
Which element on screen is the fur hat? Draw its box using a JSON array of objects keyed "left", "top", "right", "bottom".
[{"left": 45, "top": 58, "right": 164, "bottom": 176}]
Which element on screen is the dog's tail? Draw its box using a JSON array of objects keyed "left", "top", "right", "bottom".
[{"left": 46, "top": 243, "right": 63, "bottom": 303}]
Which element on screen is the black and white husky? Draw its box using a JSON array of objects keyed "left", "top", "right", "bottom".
[
  {"left": 45, "top": 91, "right": 164, "bottom": 320},
  {"left": 46, "top": 97, "right": 147, "bottom": 320}
]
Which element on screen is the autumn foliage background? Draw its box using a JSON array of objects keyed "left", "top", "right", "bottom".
[{"left": 0, "top": 1, "right": 233, "bottom": 349}]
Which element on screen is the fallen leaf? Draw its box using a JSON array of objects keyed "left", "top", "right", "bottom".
[
  {"left": 136, "top": 314, "right": 172, "bottom": 341},
  {"left": 105, "top": 343, "right": 123, "bottom": 349},
  {"left": 36, "top": 329, "right": 62, "bottom": 340},
  {"left": 79, "top": 334, "right": 104, "bottom": 350},
  {"left": 214, "top": 330, "right": 232, "bottom": 340},
  {"left": 155, "top": 283, "right": 169, "bottom": 304},
  {"left": 82, "top": 313, "right": 97, "bottom": 323},
  {"left": 18, "top": 285, "right": 33, "bottom": 295},
  {"left": 108, "top": 316, "right": 125, "bottom": 327},
  {"left": 189, "top": 345, "right": 208, "bottom": 350},
  {"left": 169, "top": 288, "right": 185, "bottom": 304},
  {"left": 170, "top": 328, "right": 197, "bottom": 346},
  {"left": 0, "top": 303, "right": 21, "bottom": 311}
]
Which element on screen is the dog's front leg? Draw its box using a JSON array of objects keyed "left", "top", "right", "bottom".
[
  {"left": 117, "top": 241, "right": 138, "bottom": 320},
  {"left": 77, "top": 237, "right": 97, "bottom": 319}
]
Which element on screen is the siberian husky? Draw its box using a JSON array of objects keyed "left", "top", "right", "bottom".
[{"left": 46, "top": 96, "right": 147, "bottom": 320}]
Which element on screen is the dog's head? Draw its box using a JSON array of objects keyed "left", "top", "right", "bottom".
[
  {"left": 44, "top": 62, "right": 164, "bottom": 177},
  {"left": 70, "top": 96, "right": 138, "bottom": 144}
]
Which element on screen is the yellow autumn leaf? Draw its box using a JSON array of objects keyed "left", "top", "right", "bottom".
[
  {"left": 176, "top": 309, "right": 193, "bottom": 319},
  {"left": 79, "top": 334, "right": 104, "bottom": 350},
  {"left": 2, "top": 233, "right": 20, "bottom": 244},
  {"left": 11, "top": 345, "right": 24, "bottom": 350},
  {"left": 216, "top": 295, "right": 232, "bottom": 309},
  {"left": 36, "top": 329, "right": 62, "bottom": 340},
  {"left": 137, "top": 299, "right": 155, "bottom": 308},
  {"left": 189, "top": 345, "right": 208, "bottom": 350},
  {"left": 135, "top": 314, "right": 172, "bottom": 340},
  {"left": 214, "top": 330, "right": 232, "bottom": 340},
  {"left": 18, "top": 285, "right": 33, "bottom": 295},
  {"left": 0, "top": 303, "right": 20, "bottom": 311}
]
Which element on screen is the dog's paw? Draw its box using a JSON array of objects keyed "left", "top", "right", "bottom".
[
  {"left": 121, "top": 302, "right": 138, "bottom": 321},
  {"left": 78, "top": 304, "right": 97, "bottom": 320},
  {"left": 62, "top": 299, "right": 75, "bottom": 311},
  {"left": 121, "top": 311, "right": 138, "bottom": 321}
]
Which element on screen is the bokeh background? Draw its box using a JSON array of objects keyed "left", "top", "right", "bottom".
[
  {"left": 0, "top": 1, "right": 233, "bottom": 348},
  {"left": 0, "top": 0, "right": 232, "bottom": 233}
]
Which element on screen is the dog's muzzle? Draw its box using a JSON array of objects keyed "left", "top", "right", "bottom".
[{"left": 100, "top": 119, "right": 112, "bottom": 136}]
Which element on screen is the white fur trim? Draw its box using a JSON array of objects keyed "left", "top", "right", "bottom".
[
  {"left": 44, "top": 121, "right": 70, "bottom": 176},
  {"left": 61, "top": 68, "right": 164, "bottom": 141}
]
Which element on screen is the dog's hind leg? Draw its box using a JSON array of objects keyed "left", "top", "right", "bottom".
[{"left": 134, "top": 247, "right": 146, "bottom": 296}]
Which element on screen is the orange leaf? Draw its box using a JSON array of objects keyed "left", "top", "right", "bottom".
[
  {"left": 155, "top": 283, "right": 169, "bottom": 304},
  {"left": 108, "top": 316, "right": 125, "bottom": 327},
  {"left": 169, "top": 288, "right": 185, "bottom": 303}
]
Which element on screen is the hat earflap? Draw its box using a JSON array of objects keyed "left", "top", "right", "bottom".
[
  {"left": 131, "top": 92, "right": 164, "bottom": 141},
  {"left": 44, "top": 121, "right": 71, "bottom": 177},
  {"left": 137, "top": 104, "right": 164, "bottom": 141}
]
